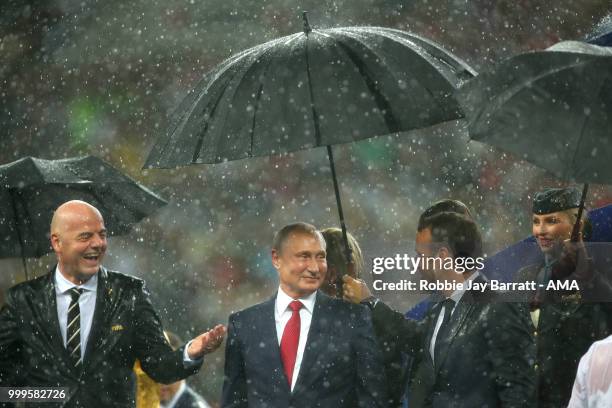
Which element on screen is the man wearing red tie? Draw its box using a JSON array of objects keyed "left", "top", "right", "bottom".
[{"left": 221, "top": 222, "right": 387, "bottom": 408}]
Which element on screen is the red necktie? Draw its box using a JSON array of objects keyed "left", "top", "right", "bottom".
[{"left": 280, "top": 300, "right": 303, "bottom": 387}]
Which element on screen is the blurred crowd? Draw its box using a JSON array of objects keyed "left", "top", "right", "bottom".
[{"left": 1, "top": 0, "right": 612, "bottom": 403}]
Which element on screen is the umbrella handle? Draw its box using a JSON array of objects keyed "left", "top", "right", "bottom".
[
  {"left": 571, "top": 183, "right": 589, "bottom": 242},
  {"left": 302, "top": 11, "right": 312, "bottom": 36},
  {"left": 9, "top": 189, "right": 29, "bottom": 281},
  {"left": 326, "top": 145, "right": 353, "bottom": 259}
]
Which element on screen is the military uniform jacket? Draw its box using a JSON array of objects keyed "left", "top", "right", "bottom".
[
  {"left": 0, "top": 267, "right": 202, "bottom": 407},
  {"left": 515, "top": 262, "right": 612, "bottom": 408}
]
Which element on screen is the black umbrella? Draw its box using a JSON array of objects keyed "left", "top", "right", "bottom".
[
  {"left": 144, "top": 14, "right": 475, "bottom": 269},
  {"left": 0, "top": 155, "right": 167, "bottom": 279},
  {"left": 458, "top": 40, "right": 612, "bottom": 240}
]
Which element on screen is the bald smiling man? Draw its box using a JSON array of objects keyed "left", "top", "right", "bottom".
[{"left": 0, "top": 200, "right": 225, "bottom": 407}]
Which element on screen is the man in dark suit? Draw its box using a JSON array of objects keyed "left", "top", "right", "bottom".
[
  {"left": 344, "top": 211, "right": 535, "bottom": 407},
  {"left": 514, "top": 187, "right": 612, "bottom": 407},
  {"left": 0, "top": 200, "right": 226, "bottom": 407},
  {"left": 221, "top": 222, "right": 387, "bottom": 408}
]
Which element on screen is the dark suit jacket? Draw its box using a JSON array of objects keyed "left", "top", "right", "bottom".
[
  {"left": 515, "top": 263, "right": 612, "bottom": 408},
  {"left": 221, "top": 291, "right": 388, "bottom": 408},
  {"left": 0, "top": 267, "right": 202, "bottom": 407},
  {"left": 371, "top": 276, "right": 535, "bottom": 408}
]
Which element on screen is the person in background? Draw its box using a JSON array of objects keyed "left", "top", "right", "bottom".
[
  {"left": 568, "top": 334, "right": 612, "bottom": 408},
  {"left": 514, "top": 187, "right": 612, "bottom": 407},
  {"left": 160, "top": 331, "right": 212, "bottom": 408},
  {"left": 135, "top": 359, "right": 161, "bottom": 408},
  {"left": 319, "top": 227, "right": 364, "bottom": 298}
]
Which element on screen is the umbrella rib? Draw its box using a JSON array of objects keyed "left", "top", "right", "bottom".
[
  {"left": 339, "top": 27, "right": 475, "bottom": 85},
  {"left": 249, "top": 82, "right": 265, "bottom": 157},
  {"left": 330, "top": 34, "right": 400, "bottom": 135},
  {"left": 566, "top": 70, "right": 609, "bottom": 180},
  {"left": 159, "top": 46, "right": 267, "bottom": 165},
  {"left": 473, "top": 58, "right": 599, "bottom": 129},
  {"left": 304, "top": 31, "right": 322, "bottom": 146},
  {"left": 194, "top": 38, "right": 293, "bottom": 163}
]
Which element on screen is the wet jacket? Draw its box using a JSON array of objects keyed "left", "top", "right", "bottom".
[
  {"left": 370, "top": 276, "right": 536, "bottom": 408},
  {"left": 515, "top": 262, "right": 612, "bottom": 408},
  {"left": 0, "top": 267, "right": 201, "bottom": 407}
]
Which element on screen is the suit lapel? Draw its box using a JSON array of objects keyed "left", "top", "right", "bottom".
[
  {"left": 40, "top": 268, "right": 79, "bottom": 379},
  {"left": 42, "top": 270, "right": 66, "bottom": 354},
  {"left": 83, "top": 267, "right": 112, "bottom": 368},
  {"left": 423, "top": 304, "right": 439, "bottom": 368},
  {"left": 257, "top": 295, "right": 291, "bottom": 394},
  {"left": 293, "top": 291, "right": 328, "bottom": 392},
  {"left": 434, "top": 299, "right": 473, "bottom": 374}
]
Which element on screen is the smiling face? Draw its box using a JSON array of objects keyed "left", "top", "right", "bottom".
[
  {"left": 272, "top": 231, "right": 327, "bottom": 298},
  {"left": 532, "top": 210, "right": 575, "bottom": 253},
  {"left": 51, "top": 201, "right": 107, "bottom": 284}
]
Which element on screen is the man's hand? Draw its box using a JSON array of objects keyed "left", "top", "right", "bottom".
[
  {"left": 187, "top": 324, "right": 227, "bottom": 359},
  {"left": 342, "top": 275, "right": 372, "bottom": 304}
]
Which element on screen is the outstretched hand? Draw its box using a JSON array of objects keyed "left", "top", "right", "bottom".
[
  {"left": 187, "top": 324, "right": 227, "bottom": 359},
  {"left": 342, "top": 275, "right": 372, "bottom": 304}
]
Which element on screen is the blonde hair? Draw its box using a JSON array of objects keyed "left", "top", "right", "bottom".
[{"left": 321, "top": 228, "right": 364, "bottom": 279}]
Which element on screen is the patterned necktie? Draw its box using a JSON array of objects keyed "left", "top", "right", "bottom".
[
  {"left": 280, "top": 300, "right": 303, "bottom": 387},
  {"left": 67, "top": 287, "right": 84, "bottom": 368},
  {"left": 434, "top": 298, "right": 456, "bottom": 363}
]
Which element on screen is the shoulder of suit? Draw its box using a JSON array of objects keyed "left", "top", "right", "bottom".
[
  {"left": 101, "top": 267, "right": 146, "bottom": 288},
  {"left": 316, "top": 292, "right": 370, "bottom": 321},
  {"left": 229, "top": 296, "right": 274, "bottom": 321}
]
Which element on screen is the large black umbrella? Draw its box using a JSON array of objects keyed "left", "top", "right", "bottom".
[
  {"left": 144, "top": 14, "right": 475, "bottom": 266},
  {"left": 0, "top": 155, "right": 167, "bottom": 279},
  {"left": 458, "top": 40, "right": 612, "bottom": 239}
]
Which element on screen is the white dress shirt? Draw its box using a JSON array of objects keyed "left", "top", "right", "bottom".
[
  {"left": 569, "top": 335, "right": 612, "bottom": 408},
  {"left": 429, "top": 272, "right": 480, "bottom": 362},
  {"left": 55, "top": 266, "right": 97, "bottom": 359},
  {"left": 275, "top": 287, "right": 317, "bottom": 391}
]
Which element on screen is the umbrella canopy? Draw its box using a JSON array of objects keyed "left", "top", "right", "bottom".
[
  {"left": 143, "top": 17, "right": 476, "bottom": 294},
  {"left": 458, "top": 40, "right": 612, "bottom": 185},
  {"left": 144, "top": 24, "right": 475, "bottom": 168},
  {"left": 0, "top": 155, "right": 167, "bottom": 277}
]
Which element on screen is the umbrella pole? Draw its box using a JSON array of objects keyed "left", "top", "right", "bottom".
[
  {"left": 326, "top": 145, "right": 353, "bottom": 261},
  {"left": 9, "top": 189, "right": 29, "bottom": 281},
  {"left": 571, "top": 183, "right": 589, "bottom": 242}
]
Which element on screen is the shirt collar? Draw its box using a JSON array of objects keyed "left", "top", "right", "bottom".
[
  {"left": 276, "top": 287, "right": 317, "bottom": 315},
  {"left": 448, "top": 271, "right": 480, "bottom": 304},
  {"left": 161, "top": 382, "right": 186, "bottom": 408},
  {"left": 54, "top": 265, "right": 98, "bottom": 294}
]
